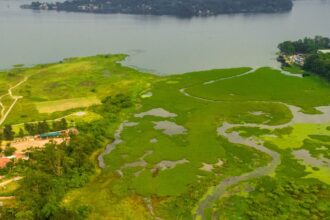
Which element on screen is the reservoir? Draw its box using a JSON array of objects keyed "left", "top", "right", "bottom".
[{"left": 0, "top": 0, "right": 329, "bottom": 74}]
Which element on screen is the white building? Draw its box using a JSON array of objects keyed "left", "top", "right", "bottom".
[{"left": 318, "top": 49, "right": 330, "bottom": 54}]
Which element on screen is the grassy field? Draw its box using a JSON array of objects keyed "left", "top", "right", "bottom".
[
  {"left": 35, "top": 96, "right": 101, "bottom": 113},
  {"left": 0, "top": 54, "right": 155, "bottom": 125},
  {"left": 60, "top": 64, "right": 330, "bottom": 219},
  {"left": 1, "top": 55, "right": 329, "bottom": 219},
  {"left": 282, "top": 64, "right": 305, "bottom": 74},
  {"left": 186, "top": 67, "right": 330, "bottom": 112}
]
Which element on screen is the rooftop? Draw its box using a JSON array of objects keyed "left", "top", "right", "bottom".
[{"left": 318, "top": 49, "right": 330, "bottom": 54}]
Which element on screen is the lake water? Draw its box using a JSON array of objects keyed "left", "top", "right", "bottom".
[{"left": 0, "top": 0, "right": 329, "bottom": 74}]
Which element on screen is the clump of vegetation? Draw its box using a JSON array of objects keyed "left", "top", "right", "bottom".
[
  {"left": 3, "top": 145, "right": 16, "bottom": 156},
  {"left": 3, "top": 124, "right": 15, "bottom": 140},
  {"left": 101, "top": 94, "right": 132, "bottom": 110}
]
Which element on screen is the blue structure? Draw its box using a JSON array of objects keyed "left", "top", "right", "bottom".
[{"left": 39, "top": 131, "right": 61, "bottom": 139}]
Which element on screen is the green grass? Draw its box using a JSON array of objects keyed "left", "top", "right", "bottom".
[
  {"left": 263, "top": 123, "right": 330, "bottom": 149},
  {"left": 283, "top": 64, "right": 305, "bottom": 74},
  {"left": 35, "top": 96, "right": 101, "bottom": 113},
  {"left": 11, "top": 111, "right": 102, "bottom": 134},
  {"left": 1, "top": 55, "right": 329, "bottom": 219},
  {"left": 1, "top": 54, "right": 155, "bottom": 125},
  {"left": 0, "top": 181, "right": 19, "bottom": 196},
  {"left": 186, "top": 67, "right": 330, "bottom": 112}
]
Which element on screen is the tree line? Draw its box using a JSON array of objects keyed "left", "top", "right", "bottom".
[{"left": 1, "top": 118, "right": 68, "bottom": 141}]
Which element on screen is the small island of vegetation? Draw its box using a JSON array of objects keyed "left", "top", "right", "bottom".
[{"left": 21, "top": 0, "right": 293, "bottom": 17}]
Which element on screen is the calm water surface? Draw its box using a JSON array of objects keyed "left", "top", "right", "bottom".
[{"left": 0, "top": 0, "right": 329, "bottom": 74}]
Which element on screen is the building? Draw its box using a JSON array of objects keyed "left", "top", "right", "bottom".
[
  {"left": 37, "top": 128, "right": 78, "bottom": 139},
  {"left": 0, "top": 158, "right": 11, "bottom": 169},
  {"left": 39, "top": 131, "right": 61, "bottom": 139},
  {"left": 0, "top": 153, "right": 28, "bottom": 169},
  {"left": 287, "top": 54, "right": 305, "bottom": 66},
  {"left": 318, "top": 49, "right": 330, "bottom": 54}
]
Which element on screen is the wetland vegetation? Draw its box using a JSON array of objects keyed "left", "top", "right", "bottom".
[{"left": 0, "top": 54, "right": 329, "bottom": 219}]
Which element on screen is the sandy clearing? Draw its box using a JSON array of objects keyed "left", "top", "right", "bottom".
[{"left": 2, "top": 138, "right": 65, "bottom": 153}]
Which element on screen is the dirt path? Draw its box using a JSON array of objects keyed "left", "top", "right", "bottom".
[
  {"left": 0, "top": 77, "right": 28, "bottom": 126},
  {"left": 0, "top": 176, "right": 22, "bottom": 187},
  {"left": 0, "top": 101, "right": 5, "bottom": 119},
  {"left": 0, "top": 177, "right": 23, "bottom": 202}
]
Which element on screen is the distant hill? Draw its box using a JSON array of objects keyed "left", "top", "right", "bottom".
[{"left": 22, "top": 0, "right": 293, "bottom": 17}]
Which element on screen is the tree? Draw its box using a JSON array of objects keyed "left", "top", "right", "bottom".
[
  {"left": 52, "top": 121, "right": 59, "bottom": 131},
  {"left": 60, "top": 118, "right": 68, "bottom": 130},
  {"left": 38, "top": 121, "right": 49, "bottom": 134},
  {"left": 19, "top": 128, "right": 25, "bottom": 138},
  {"left": 3, "top": 125, "right": 14, "bottom": 140},
  {"left": 24, "top": 123, "right": 38, "bottom": 135},
  {"left": 278, "top": 41, "right": 295, "bottom": 55},
  {"left": 4, "top": 145, "right": 16, "bottom": 156}
]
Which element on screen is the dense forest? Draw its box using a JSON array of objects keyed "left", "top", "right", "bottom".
[{"left": 22, "top": 0, "right": 293, "bottom": 17}]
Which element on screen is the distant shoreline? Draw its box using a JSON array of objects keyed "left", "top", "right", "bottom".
[{"left": 21, "top": 0, "right": 293, "bottom": 17}]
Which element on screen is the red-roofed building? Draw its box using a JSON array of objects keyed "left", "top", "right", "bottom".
[
  {"left": 0, "top": 153, "right": 28, "bottom": 169},
  {"left": 14, "top": 153, "right": 28, "bottom": 160},
  {"left": 0, "top": 158, "right": 11, "bottom": 168}
]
